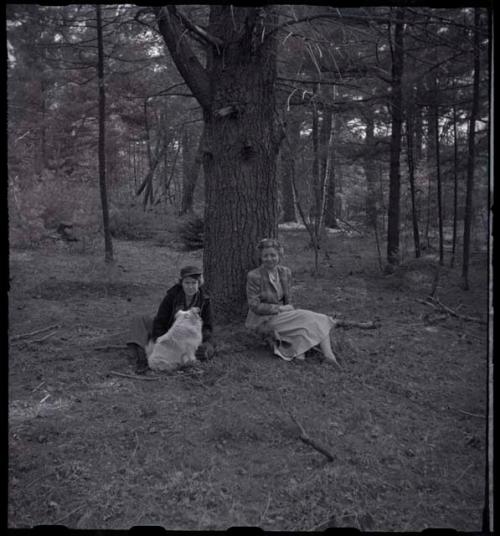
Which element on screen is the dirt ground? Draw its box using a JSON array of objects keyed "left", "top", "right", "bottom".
[{"left": 8, "top": 228, "right": 488, "bottom": 531}]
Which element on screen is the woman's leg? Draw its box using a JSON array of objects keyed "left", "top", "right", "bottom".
[{"left": 318, "top": 336, "right": 341, "bottom": 368}]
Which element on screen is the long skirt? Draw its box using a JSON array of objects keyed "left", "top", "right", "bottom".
[{"left": 248, "top": 309, "right": 335, "bottom": 360}]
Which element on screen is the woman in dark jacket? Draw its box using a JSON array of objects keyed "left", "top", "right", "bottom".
[{"left": 127, "top": 265, "right": 215, "bottom": 374}]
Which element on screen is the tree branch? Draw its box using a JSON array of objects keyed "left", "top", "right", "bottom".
[
  {"left": 152, "top": 6, "right": 211, "bottom": 110},
  {"left": 174, "top": 8, "right": 223, "bottom": 50}
]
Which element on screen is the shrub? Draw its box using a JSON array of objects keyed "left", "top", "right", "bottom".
[{"left": 178, "top": 213, "right": 204, "bottom": 250}]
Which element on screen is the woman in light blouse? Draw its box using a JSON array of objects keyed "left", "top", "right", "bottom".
[{"left": 245, "top": 238, "right": 340, "bottom": 367}]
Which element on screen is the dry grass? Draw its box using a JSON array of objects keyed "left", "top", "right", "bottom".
[{"left": 8, "top": 228, "right": 488, "bottom": 530}]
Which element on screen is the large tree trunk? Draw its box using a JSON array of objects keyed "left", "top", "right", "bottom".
[
  {"left": 386, "top": 7, "right": 405, "bottom": 267},
  {"left": 462, "top": 8, "right": 481, "bottom": 289},
  {"left": 203, "top": 13, "right": 281, "bottom": 319},
  {"left": 96, "top": 4, "right": 113, "bottom": 264},
  {"left": 155, "top": 6, "right": 282, "bottom": 321}
]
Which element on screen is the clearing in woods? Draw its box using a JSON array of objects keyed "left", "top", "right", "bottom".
[{"left": 8, "top": 226, "right": 488, "bottom": 531}]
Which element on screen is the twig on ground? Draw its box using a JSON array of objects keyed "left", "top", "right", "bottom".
[
  {"left": 431, "top": 296, "right": 486, "bottom": 324},
  {"left": 130, "top": 431, "right": 140, "bottom": 462},
  {"left": 29, "top": 331, "right": 59, "bottom": 344},
  {"left": 333, "top": 319, "right": 377, "bottom": 329},
  {"left": 53, "top": 504, "right": 86, "bottom": 525},
  {"left": 279, "top": 391, "right": 335, "bottom": 462},
  {"left": 108, "top": 370, "right": 160, "bottom": 381},
  {"left": 94, "top": 345, "right": 127, "bottom": 351},
  {"left": 39, "top": 394, "right": 51, "bottom": 404},
  {"left": 32, "top": 381, "right": 46, "bottom": 392},
  {"left": 417, "top": 297, "right": 486, "bottom": 325},
  {"left": 259, "top": 492, "right": 272, "bottom": 525},
  {"left": 10, "top": 324, "right": 60, "bottom": 342},
  {"left": 452, "top": 463, "right": 473, "bottom": 485},
  {"left": 456, "top": 409, "right": 485, "bottom": 419}
]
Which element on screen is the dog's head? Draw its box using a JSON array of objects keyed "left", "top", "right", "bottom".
[{"left": 175, "top": 307, "right": 201, "bottom": 323}]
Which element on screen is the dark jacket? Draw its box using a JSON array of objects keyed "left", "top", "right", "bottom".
[{"left": 151, "top": 284, "right": 213, "bottom": 343}]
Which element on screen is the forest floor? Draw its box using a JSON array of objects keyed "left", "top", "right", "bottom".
[{"left": 8, "top": 223, "right": 488, "bottom": 531}]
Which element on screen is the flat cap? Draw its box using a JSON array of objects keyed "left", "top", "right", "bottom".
[{"left": 180, "top": 265, "right": 202, "bottom": 279}]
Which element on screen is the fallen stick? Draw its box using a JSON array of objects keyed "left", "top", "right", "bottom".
[
  {"left": 108, "top": 370, "right": 160, "bottom": 381},
  {"left": 10, "top": 324, "right": 60, "bottom": 342},
  {"left": 417, "top": 298, "right": 486, "bottom": 325},
  {"left": 431, "top": 297, "right": 486, "bottom": 325},
  {"left": 279, "top": 393, "right": 335, "bottom": 462},
  {"left": 29, "top": 331, "right": 59, "bottom": 344},
  {"left": 456, "top": 409, "right": 485, "bottom": 419},
  {"left": 333, "top": 319, "right": 377, "bottom": 329}
]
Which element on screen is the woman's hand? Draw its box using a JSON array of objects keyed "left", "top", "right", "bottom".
[{"left": 278, "top": 304, "right": 294, "bottom": 312}]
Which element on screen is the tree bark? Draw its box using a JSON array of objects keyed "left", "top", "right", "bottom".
[
  {"left": 462, "top": 9, "right": 481, "bottom": 289},
  {"left": 280, "top": 112, "right": 300, "bottom": 223},
  {"left": 154, "top": 6, "right": 283, "bottom": 321},
  {"left": 386, "top": 7, "right": 405, "bottom": 267},
  {"left": 96, "top": 4, "right": 113, "bottom": 264}
]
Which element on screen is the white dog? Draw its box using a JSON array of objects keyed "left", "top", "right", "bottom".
[{"left": 147, "top": 307, "right": 203, "bottom": 371}]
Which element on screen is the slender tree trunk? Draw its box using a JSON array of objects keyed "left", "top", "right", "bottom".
[
  {"left": 450, "top": 103, "right": 459, "bottom": 267},
  {"left": 386, "top": 7, "right": 405, "bottom": 267},
  {"left": 462, "top": 8, "right": 481, "bottom": 289},
  {"left": 309, "top": 84, "right": 320, "bottom": 223},
  {"left": 96, "top": 4, "right": 113, "bottom": 264},
  {"left": 364, "top": 110, "right": 378, "bottom": 228},
  {"left": 433, "top": 84, "right": 444, "bottom": 265},
  {"left": 406, "top": 94, "right": 421, "bottom": 258},
  {"left": 414, "top": 81, "right": 424, "bottom": 163},
  {"left": 180, "top": 128, "right": 204, "bottom": 215},
  {"left": 324, "top": 160, "right": 337, "bottom": 228},
  {"left": 318, "top": 106, "right": 333, "bottom": 230},
  {"left": 325, "top": 113, "right": 341, "bottom": 228}
]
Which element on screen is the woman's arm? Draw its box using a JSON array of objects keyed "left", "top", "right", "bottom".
[{"left": 246, "top": 272, "right": 281, "bottom": 315}]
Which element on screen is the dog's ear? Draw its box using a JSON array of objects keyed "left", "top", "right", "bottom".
[
  {"left": 191, "top": 307, "right": 201, "bottom": 315},
  {"left": 174, "top": 309, "right": 185, "bottom": 319}
]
